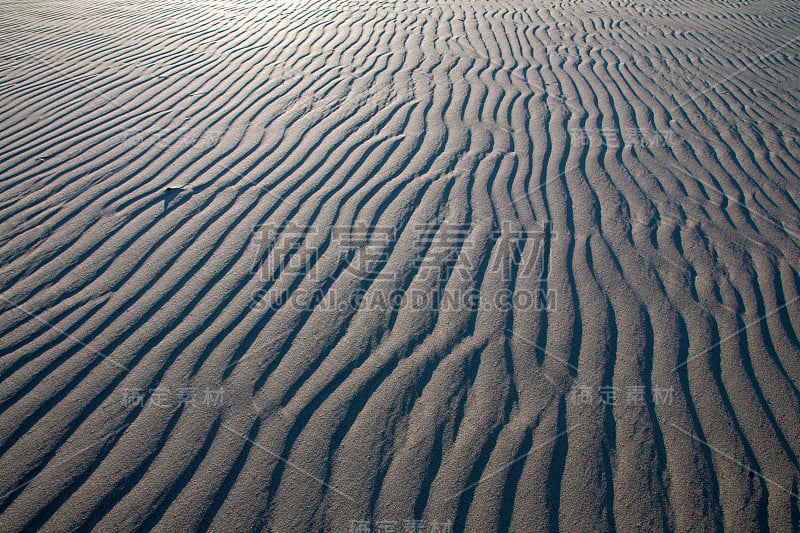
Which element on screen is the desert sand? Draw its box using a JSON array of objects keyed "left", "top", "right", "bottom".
[{"left": 1, "top": 0, "right": 800, "bottom": 530}]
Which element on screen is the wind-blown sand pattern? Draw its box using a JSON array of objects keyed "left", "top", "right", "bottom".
[{"left": 1, "top": 0, "right": 800, "bottom": 530}]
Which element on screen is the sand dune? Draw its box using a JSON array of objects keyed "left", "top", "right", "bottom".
[{"left": 1, "top": 0, "right": 800, "bottom": 530}]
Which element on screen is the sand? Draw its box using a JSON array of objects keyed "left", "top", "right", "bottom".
[{"left": 1, "top": 0, "right": 800, "bottom": 530}]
